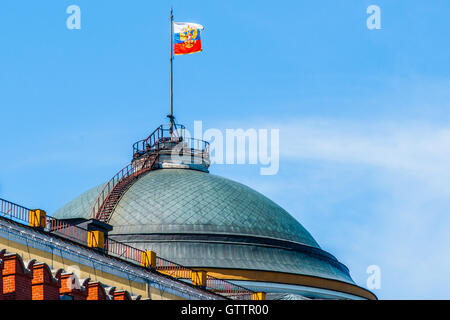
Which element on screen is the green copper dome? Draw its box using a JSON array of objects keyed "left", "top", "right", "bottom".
[
  {"left": 54, "top": 169, "right": 320, "bottom": 246},
  {"left": 53, "top": 168, "right": 358, "bottom": 290}
]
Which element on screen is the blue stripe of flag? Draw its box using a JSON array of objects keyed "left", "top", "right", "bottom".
[{"left": 174, "top": 30, "right": 201, "bottom": 44}]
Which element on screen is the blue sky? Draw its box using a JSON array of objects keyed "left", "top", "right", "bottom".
[{"left": 1, "top": 1, "right": 449, "bottom": 299}]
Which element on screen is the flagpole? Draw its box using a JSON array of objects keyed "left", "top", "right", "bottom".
[{"left": 169, "top": 7, "right": 174, "bottom": 136}]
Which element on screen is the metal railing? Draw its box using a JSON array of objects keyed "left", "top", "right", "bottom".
[
  {"left": 106, "top": 237, "right": 143, "bottom": 263},
  {"left": 89, "top": 154, "right": 158, "bottom": 221},
  {"left": 174, "top": 137, "right": 210, "bottom": 161},
  {"left": 0, "top": 198, "right": 89, "bottom": 245},
  {"left": 47, "top": 216, "right": 89, "bottom": 244},
  {"left": 0, "top": 198, "right": 29, "bottom": 222},
  {"left": 0, "top": 197, "right": 257, "bottom": 300},
  {"left": 105, "top": 236, "right": 254, "bottom": 299},
  {"left": 132, "top": 124, "right": 210, "bottom": 162},
  {"left": 206, "top": 275, "right": 254, "bottom": 300},
  {"left": 132, "top": 124, "right": 183, "bottom": 159},
  {"left": 89, "top": 163, "right": 135, "bottom": 220}
]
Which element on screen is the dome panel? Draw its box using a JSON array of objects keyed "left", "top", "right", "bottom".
[
  {"left": 109, "top": 169, "right": 320, "bottom": 248},
  {"left": 53, "top": 168, "right": 359, "bottom": 291}
]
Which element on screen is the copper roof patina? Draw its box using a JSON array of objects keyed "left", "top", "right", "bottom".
[{"left": 53, "top": 168, "right": 355, "bottom": 285}]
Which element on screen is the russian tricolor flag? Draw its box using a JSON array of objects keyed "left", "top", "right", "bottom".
[{"left": 173, "top": 22, "right": 204, "bottom": 55}]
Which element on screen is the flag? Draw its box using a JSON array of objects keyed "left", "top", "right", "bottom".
[{"left": 173, "top": 22, "right": 204, "bottom": 55}]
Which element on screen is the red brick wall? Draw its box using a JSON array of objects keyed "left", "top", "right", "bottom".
[
  {"left": 0, "top": 258, "right": 3, "bottom": 300},
  {"left": 0, "top": 250, "right": 135, "bottom": 300},
  {"left": 113, "top": 290, "right": 131, "bottom": 300},
  {"left": 30, "top": 262, "right": 60, "bottom": 300},
  {"left": 2, "top": 254, "right": 32, "bottom": 300},
  {"left": 58, "top": 273, "right": 88, "bottom": 300},
  {"left": 87, "top": 282, "right": 107, "bottom": 300}
]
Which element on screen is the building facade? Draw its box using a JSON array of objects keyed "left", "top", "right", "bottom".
[{"left": 1, "top": 124, "right": 376, "bottom": 300}]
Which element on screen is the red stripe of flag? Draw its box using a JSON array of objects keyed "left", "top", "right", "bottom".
[{"left": 174, "top": 39, "right": 202, "bottom": 55}]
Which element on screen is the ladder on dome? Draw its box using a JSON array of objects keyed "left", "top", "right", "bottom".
[
  {"left": 90, "top": 155, "right": 158, "bottom": 223},
  {"left": 90, "top": 125, "right": 184, "bottom": 223}
]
